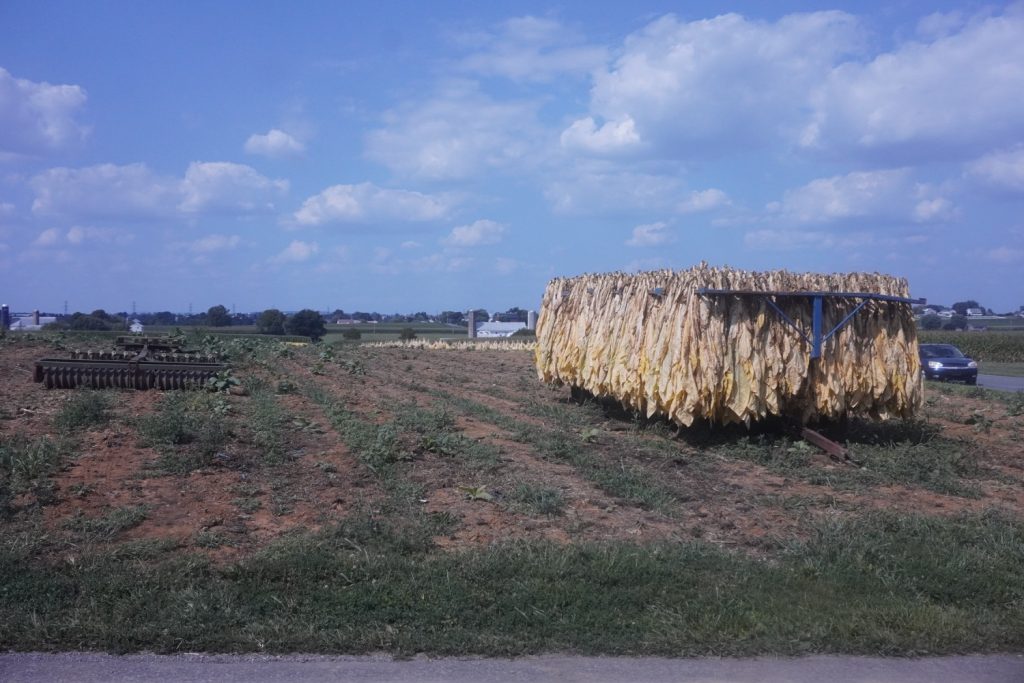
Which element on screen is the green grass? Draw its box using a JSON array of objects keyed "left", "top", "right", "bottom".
[
  {"left": 0, "top": 511, "right": 1021, "bottom": 655},
  {"left": 705, "top": 419, "right": 983, "bottom": 498},
  {"left": 979, "top": 361, "right": 1024, "bottom": 377}
]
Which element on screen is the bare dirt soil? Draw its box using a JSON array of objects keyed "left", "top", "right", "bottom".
[{"left": 3, "top": 338, "right": 1022, "bottom": 561}]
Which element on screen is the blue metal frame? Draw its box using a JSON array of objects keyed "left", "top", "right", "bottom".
[{"left": 696, "top": 288, "right": 925, "bottom": 360}]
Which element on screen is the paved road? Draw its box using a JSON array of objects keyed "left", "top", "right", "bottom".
[
  {"left": 978, "top": 374, "right": 1024, "bottom": 392},
  {"left": 2, "top": 653, "right": 1023, "bottom": 683}
]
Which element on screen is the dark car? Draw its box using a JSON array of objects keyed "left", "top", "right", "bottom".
[{"left": 919, "top": 343, "right": 978, "bottom": 384}]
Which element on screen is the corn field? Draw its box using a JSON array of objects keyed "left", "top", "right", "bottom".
[{"left": 918, "top": 331, "right": 1024, "bottom": 362}]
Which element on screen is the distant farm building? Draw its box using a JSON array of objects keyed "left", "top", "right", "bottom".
[
  {"left": 9, "top": 311, "right": 56, "bottom": 331},
  {"left": 476, "top": 321, "right": 527, "bottom": 338}
]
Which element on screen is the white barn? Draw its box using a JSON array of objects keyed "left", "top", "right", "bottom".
[{"left": 476, "top": 321, "right": 527, "bottom": 338}]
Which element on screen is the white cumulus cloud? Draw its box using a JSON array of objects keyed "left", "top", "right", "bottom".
[
  {"left": 31, "top": 228, "right": 61, "bottom": 247},
  {"left": 771, "top": 169, "right": 955, "bottom": 224},
  {"left": 31, "top": 163, "right": 178, "bottom": 218},
  {"left": 801, "top": 8, "right": 1024, "bottom": 161},
  {"left": 441, "top": 219, "right": 505, "bottom": 247},
  {"left": 31, "top": 225, "right": 134, "bottom": 247},
  {"left": 545, "top": 164, "right": 684, "bottom": 214},
  {"left": 190, "top": 234, "right": 242, "bottom": 253},
  {"left": 560, "top": 116, "right": 642, "bottom": 155},
  {"left": 986, "top": 246, "right": 1024, "bottom": 264},
  {"left": 244, "top": 129, "right": 305, "bottom": 158},
  {"left": 626, "top": 221, "right": 671, "bottom": 247},
  {"left": 293, "top": 182, "right": 451, "bottom": 227},
  {"left": 743, "top": 229, "right": 874, "bottom": 251},
  {"left": 179, "top": 162, "right": 288, "bottom": 213},
  {"left": 495, "top": 257, "right": 519, "bottom": 275},
  {"left": 0, "top": 67, "right": 89, "bottom": 158},
  {"left": 966, "top": 146, "right": 1024, "bottom": 193},
  {"left": 65, "top": 226, "right": 133, "bottom": 246},
  {"left": 582, "top": 11, "right": 861, "bottom": 157},
  {"left": 677, "top": 189, "right": 729, "bottom": 214},
  {"left": 458, "top": 16, "right": 607, "bottom": 83},
  {"left": 271, "top": 240, "right": 319, "bottom": 264},
  {"left": 30, "top": 162, "right": 287, "bottom": 219},
  {"left": 365, "top": 80, "right": 544, "bottom": 180}
]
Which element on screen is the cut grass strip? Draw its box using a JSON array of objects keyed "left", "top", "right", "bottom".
[{"left": 0, "top": 511, "right": 1021, "bottom": 655}]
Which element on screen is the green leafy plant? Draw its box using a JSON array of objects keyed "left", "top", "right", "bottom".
[
  {"left": 458, "top": 484, "right": 493, "bottom": 501},
  {"left": 206, "top": 370, "right": 240, "bottom": 393}
]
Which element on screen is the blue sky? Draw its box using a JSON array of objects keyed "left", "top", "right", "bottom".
[{"left": 1, "top": 1, "right": 1023, "bottom": 314}]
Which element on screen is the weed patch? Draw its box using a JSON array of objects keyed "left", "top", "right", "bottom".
[
  {"left": 54, "top": 391, "right": 112, "bottom": 433},
  {"left": 137, "top": 393, "right": 231, "bottom": 473},
  {"left": 64, "top": 505, "right": 149, "bottom": 541},
  {"left": 0, "top": 436, "right": 69, "bottom": 509},
  {"left": 245, "top": 390, "right": 290, "bottom": 465},
  {"left": 511, "top": 483, "right": 566, "bottom": 517}
]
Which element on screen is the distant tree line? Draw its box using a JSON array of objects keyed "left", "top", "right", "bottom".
[
  {"left": 257, "top": 308, "right": 326, "bottom": 341},
  {"left": 42, "top": 304, "right": 535, "bottom": 338}
]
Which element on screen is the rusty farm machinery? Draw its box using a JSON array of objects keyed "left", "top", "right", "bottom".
[{"left": 34, "top": 335, "right": 227, "bottom": 390}]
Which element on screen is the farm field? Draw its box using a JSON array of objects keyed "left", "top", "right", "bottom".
[
  {"left": 918, "top": 330, "right": 1024, "bottom": 362},
  {"left": 1, "top": 334, "right": 1023, "bottom": 656}
]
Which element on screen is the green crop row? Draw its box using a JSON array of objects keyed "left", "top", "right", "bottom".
[{"left": 918, "top": 331, "right": 1024, "bottom": 362}]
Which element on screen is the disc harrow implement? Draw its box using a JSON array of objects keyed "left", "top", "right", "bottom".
[
  {"left": 115, "top": 335, "right": 185, "bottom": 352},
  {"left": 34, "top": 357, "right": 226, "bottom": 390},
  {"left": 35, "top": 333, "right": 226, "bottom": 391}
]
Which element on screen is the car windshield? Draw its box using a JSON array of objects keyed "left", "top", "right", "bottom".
[{"left": 920, "top": 344, "right": 965, "bottom": 359}]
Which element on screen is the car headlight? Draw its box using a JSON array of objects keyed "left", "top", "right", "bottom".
[
  {"left": 967, "top": 361, "right": 977, "bottom": 368},
  {"left": 928, "top": 361, "right": 943, "bottom": 369}
]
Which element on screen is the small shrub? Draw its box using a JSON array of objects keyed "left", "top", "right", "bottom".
[
  {"left": 399, "top": 327, "right": 417, "bottom": 340},
  {"left": 341, "top": 328, "right": 361, "bottom": 340}
]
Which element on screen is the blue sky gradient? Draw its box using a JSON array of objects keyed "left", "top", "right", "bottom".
[{"left": 1, "top": 1, "right": 1022, "bottom": 313}]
